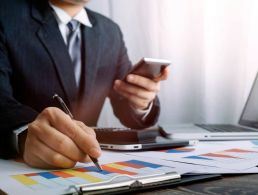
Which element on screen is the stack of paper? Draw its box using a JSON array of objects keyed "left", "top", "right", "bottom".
[{"left": 2, "top": 140, "right": 258, "bottom": 194}]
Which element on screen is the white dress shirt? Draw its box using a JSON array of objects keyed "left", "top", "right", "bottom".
[{"left": 49, "top": 3, "right": 92, "bottom": 44}]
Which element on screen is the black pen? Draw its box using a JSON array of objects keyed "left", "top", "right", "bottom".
[{"left": 53, "top": 94, "right": 102, "bottom": 171}]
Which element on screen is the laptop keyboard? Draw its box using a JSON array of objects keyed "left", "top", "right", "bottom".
[{"left": 195, "top": 124, "right": 258, "bottom": 132}]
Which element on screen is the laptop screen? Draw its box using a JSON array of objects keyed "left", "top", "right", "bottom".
[{"left": 239, "top": 73, "right": 258, "bottom": 128}]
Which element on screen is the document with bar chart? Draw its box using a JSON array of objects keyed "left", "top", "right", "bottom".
[
  {"left": 0, "top": 152, "right": 180, "bottom": 195},
  {"left": 127, "top": 141, "right": 258, "bottom": 170}
]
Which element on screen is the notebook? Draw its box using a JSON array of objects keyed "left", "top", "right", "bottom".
[{"left": 162, "top": 72, "right": 258, "bottom": 141}]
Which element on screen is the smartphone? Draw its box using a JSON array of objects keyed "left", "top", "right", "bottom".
[{"left": 125, "top": 58, "right": 171, "bottom": 80}]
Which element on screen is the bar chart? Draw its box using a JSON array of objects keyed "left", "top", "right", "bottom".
[{"left": 11, "top": 160, "right": 175, "bottom": 191}]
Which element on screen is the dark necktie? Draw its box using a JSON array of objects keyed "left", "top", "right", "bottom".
[{"left": 67, "top": 20, "right": 81, "bottom": 87}]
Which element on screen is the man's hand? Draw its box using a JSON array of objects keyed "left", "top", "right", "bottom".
[
  {"left": 114, "top": 67, "right": 169, "bottom": 110},
  {"left": 20, "top": 107, "right": 101, "bottom": 169}
]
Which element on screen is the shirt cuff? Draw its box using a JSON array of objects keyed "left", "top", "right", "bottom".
[
  {"left": 130, "top": 101, "right": 154, "bottom": 122},
  {"left": 13, "top": 125, "right": 28, "bottom": 153}
]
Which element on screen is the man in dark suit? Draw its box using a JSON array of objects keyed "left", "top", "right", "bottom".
[{"left": 0, "top": 0, "right": 169, "bottom": 168}]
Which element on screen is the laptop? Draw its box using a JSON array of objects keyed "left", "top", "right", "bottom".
[{"left": 162, "top": 72, "right": 258, "bottom": 140}]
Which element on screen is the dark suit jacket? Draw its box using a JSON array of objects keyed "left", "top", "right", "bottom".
[{"left": 0, "top": 0, "right": 160, "bottom": 158}]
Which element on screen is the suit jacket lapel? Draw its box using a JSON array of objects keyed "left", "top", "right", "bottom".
[{"left": 31, "top": 1, "right": 78, "bottom": 106}]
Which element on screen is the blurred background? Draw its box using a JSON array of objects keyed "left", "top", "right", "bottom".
[{"left": 87, "top": 0, "right": 258, "bottom": 127}]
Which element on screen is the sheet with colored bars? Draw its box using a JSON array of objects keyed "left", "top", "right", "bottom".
[
  {"left": 161, "top": 147, "right": 195, "bottom": 153},
  {"left": 184, "top": 148, "right": 258, "bottom": 163},
  {"left": 126, "top": 141, "right": 258, "bottom": 170},
  {"left": 11, "top": 160, "right": 175, "bottom": 192}
]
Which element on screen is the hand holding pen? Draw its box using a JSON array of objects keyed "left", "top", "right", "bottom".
[
  {"left": 20, "top": 95, "right": 102, "bottom": 170},
  {"left": 53, "top": 94, "right": 102, "bottom": 171}
]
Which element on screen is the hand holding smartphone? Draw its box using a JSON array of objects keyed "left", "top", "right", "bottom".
[{"left": 125, "top": 58, "right": 171, "bottom": 80}]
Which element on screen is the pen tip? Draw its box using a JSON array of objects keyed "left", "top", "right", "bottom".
[
  {"left": 97, "top": 165, "right": 103, "bottom": 172},
  {"left": 90, "top": 157, "right": 102, "bottom": 171}
]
